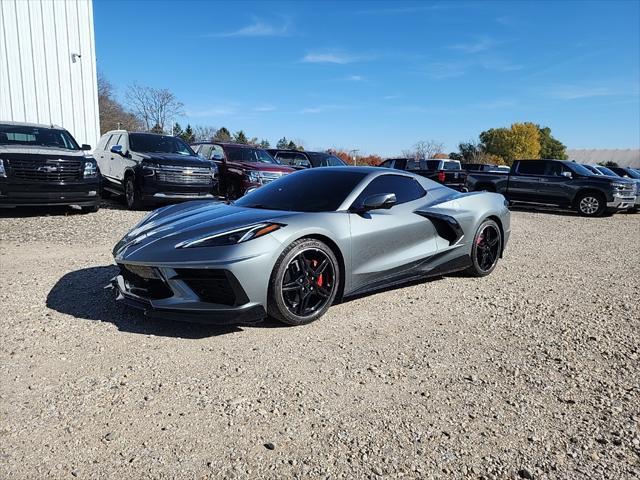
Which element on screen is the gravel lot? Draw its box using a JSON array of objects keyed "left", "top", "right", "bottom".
[{"left": 0, "top": 201, "right": 638, "bottom": 479}]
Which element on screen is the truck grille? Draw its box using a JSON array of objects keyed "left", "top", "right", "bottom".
[
  {"left": 155, "top": 166, "right": 212, "bottom": 185},
  {"left": 7, "top": 158, "right": 83, "bottom": 182},
  {"left": 261, "top": 172, "right": 285, "bottom": 184}
]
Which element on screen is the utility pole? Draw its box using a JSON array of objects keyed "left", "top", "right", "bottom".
[{"left": 349, "top": 149, "right": 359, "bottom": 166}]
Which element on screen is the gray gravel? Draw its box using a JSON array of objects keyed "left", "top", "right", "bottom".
[{"left": 0, "top": 202, "right": 639, "bottom": 479}]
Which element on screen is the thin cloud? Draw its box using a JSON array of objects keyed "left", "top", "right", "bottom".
[
  {"left": 548, "top": 85, "right": 618, "bottom": 100},
  {"left": 205, "top": 19, "right": 290, "bottom": 38},
  {"left": 449, "top": 36, "right": 497, "bottom": 54},
  {"left": 302, "top": 52, "right": 361, "bottom": 64},
  {"left": 383, "top": 94, "right": 402, "bottom": 100},
  {"left": 471, "top": 100, "right": 517, "bottom": 109},
  {"left": 186, "top": 105, "right": 238, "bottom": 118},
  {"left": 344, "top": 74, "right": 365, "bottom": 81},
  {"left": 299, "top": 104, "right": 349, "bottom": 114},
  {"left": 253, "top": 104, "right": 277, "bottom": 112}
]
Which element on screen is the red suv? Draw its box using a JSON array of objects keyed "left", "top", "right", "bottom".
[{"left": 192, "top": 142, "right": 295, "bottom": 199}]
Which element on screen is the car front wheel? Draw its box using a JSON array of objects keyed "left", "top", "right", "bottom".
[
  {"left": 466, "top": 219, "right": 502, "bottom": 277},
  {"left": 124, "top": 176, "right": 143, "bottom": 210},
  {"left": 268, "top": 238, "right": 340, "bottom": 325}
]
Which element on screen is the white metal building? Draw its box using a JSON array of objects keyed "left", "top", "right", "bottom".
[
  {"left": 566, "top": 149, "right": 640, "bottom": 168},
  {"left": 0, "top": 0, "right": 99, "bottom": 147}
]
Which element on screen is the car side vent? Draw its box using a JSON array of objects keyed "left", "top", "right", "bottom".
[{"left": 414, "top": 211, "right": 464, "bottom": 246}]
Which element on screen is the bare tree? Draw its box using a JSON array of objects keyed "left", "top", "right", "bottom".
[
  {"left": 97, "top": 73, "right": 140, "bottom": 133},
  {"left": 193, "top": 125, "right": 218, "bottom": 142},
  {"left": 125, "top": 83, "right": 184, "bottom": 132},
  {"left": 401, "top": 140, "right": 444, "bottom": 159}
]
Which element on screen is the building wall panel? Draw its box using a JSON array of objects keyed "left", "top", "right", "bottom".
[{"left": 0, "top": 0, "right": 100, "bottom": 147}]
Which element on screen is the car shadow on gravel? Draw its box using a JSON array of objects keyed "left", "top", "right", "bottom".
[
  {"left": 0, "top": 205, "right": 89, "bottom": 218},
  {"left": 46, "top": 265, "right": 286, "bottom": 338}
]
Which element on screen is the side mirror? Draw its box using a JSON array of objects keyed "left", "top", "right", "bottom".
[
  {"left": 561, "top": 171, "right": 572, "bottom": 178},
  {"left": 81, "top": 144, "right": 91, "bottom": 151},
  {"left": 110, "top": 145, "right": 123, "bottom": 155},
  {"left": 359, "top": 193, "right": 397, "bottom": 212}
]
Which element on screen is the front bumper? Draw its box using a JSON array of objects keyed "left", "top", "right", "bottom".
[
  {"left": 607, "top": 194, "right": 637, "bottom": 210},
  {"left": 112, "top": 263, "right": 268, "bottom": 325},
  {"left": 0, "top": 179, "right": 101, "bottom": 207},
  {"left": 140, "top": 176, "right": 218, "bottom": 203}
]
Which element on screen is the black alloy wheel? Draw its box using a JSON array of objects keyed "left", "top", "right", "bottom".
[
  {"left": 466, "top": 219, "right": 502, "bottom": 277},
  {"left": 268, "top": 239, "right": 340, "bottom": 325},
  {"left": 125, "top": 176, "right": 143, "bottom": 210}
]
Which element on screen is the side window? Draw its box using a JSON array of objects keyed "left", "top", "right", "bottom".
[
  {"left": 442, "top": 161, "right": 459, "bottom": 170},
  {"left": 545, "top": 161, "right": 563, "bottom": 176},
  {"left": 380, "top": 160, "right": 394, "bottom": 169},
  {"left": 276, "top": 152, "right": 295, "bottom": 165},
  {"left": 97, "top": 134, "right": 111, "bottom": 151},
  {"left": 353, "top": 174, "right": 426, "bottom": 207},
  {"left": 209, "top": 145, "right": 224, "bottom": 160},
  {"left": 198, "top": 144, "right": 211, "bottom": 158},
  {"left": 292, "top": 153, "right": 311, "bottom": 167},
  {"left": 106, "top": 134, "right": 120, "bottom": 150},
  {"left": 516, "top": 161, "right": 546, "bottom": 176}
]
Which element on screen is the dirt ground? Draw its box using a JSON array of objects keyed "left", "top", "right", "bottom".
[{"left": 0, "top": 202, "right": 638, "bottom": 479}]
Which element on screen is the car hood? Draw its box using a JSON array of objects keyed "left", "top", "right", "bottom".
[
  {"left": 231, "top": 162, "right": 295, "bottom": 173},
  {"left": 113, "top": 200, "right": 292, "bottom": 261},
  {"left": 132, "top": 152, "right": 211, "bottom": 168},
  {"left": 583, "top": 174, "right": 635, "bottom": 186},
  {"left": 0, "top": 145, "right": 89, "bottom": 158}
]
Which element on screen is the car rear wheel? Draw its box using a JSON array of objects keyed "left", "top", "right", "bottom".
[
  {"left": 268, "top": 239, "right": 340, "bottom": 325},
  {"left": 124, "top": 175, "right": 143, "bottom": 210},
  {"left": 576, "top": 192, "right": 605, "bottom": 217},
  {"left": 466, "top": 219, "right": 502, "bottom": 277}
]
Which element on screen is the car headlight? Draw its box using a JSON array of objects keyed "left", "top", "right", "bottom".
[
  {"left": 0, "top": 159, "right": 6, "bottom": 178},
  {"left": 142, "top": 164, "right": 157, "bottom": 177},
  {"left": 246, "top": 170, "right": 262, "bottom": 183},
  {"left": 83, "top": 159, "right": 98, "bottom": 178},
  {"left": 175, "top": 222, "right": 283, "bottom": 249}
]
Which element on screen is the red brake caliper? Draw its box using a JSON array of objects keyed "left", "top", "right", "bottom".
[{"left": 311, "top": 260, "right": 323, "bottom": 287}]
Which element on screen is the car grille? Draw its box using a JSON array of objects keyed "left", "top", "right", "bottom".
[
  {"left": 7, "top": 158, "right": 83, "bottom": 182},
  {"left": 261, "top": 171, "right": 285, "bottom": 184},
  {"left": 614, "top": 184, "right": 636, "bottom": 197},
  {"left": 119, "top": 264, "right": 173, "bottom": 300},
  {"left": 155, "top": 166, "right": 212, "bottom": 185},
  {"left": 174, "top": 268, "right": 249, "bottom": 306}
]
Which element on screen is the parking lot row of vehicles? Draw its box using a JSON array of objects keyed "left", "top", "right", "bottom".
[{"left": 0, "top": 121, "right": 638, "bottom": 218}]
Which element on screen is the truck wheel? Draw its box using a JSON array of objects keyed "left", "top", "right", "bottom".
[
  {"left": 124, "top": 175, "right": 144, "bottom": 210},
  {"left": 225, "top": 182, "right": 240, "bottom": 200},
  {"left": 267, "top": 238, "right": 340, "bottom": 326},
  {"left": 81, "top": 204, "right": 100, "bottom": 214},
  {"left": 575, "top": 192, "right": 605, "bottom": 217}
]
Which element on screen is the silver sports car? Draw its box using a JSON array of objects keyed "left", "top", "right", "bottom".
[{"left": 112, "top": 167, "right": 510, "bottom": 325}]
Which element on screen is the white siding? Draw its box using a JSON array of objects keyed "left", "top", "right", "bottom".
[{"left": 0, "top": 0, "right": 99, "bottom": 147}]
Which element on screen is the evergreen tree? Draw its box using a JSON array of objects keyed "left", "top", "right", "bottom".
[
  {"left": 172, "top": 122, "right": 183, "bottom": 137},
  {"left": 233, "top": 130, "right": 248, "bottom": 144},
  {"left": 259, "top": 139, "right": 271, "bottom": 148},
  {"left": 150, "top": 123, "right": 164, "bottom": 134},
  {"left": 276, "top": 137, "right": 289, "bottom": 149},
  {"left": 182, "top": 124, "right": 195, "bottom": 143},
  {"left": 213, "top": 127, "right": 232, "bottom": 142},
  {"left": 538, "top": 126, "right": 568, "bottom": 160},
  {"left": 287, "top": 140, "right": 297, "bottom": 150}
]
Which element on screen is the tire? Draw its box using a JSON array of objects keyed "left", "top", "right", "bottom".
[
  {"left": 225, "top": 181, "right": 240, "bottom": 201},
  {"left": 629, "top": 208, "right": 638, "bottom": 214},
  {"left": 124, "top": 175, "right": 143, "bottom": 210},
  {"left": 465, "top": 219, "right": 502, "bottom": 277},
  {"left": 80, "top": 204, "right": 100, "bottom": 214},
  {"left": 575, "top": 191, "right": 605, "bottom": 217},
  {"left": 268, "top": 238, "right": 340, "bottom": 326}
]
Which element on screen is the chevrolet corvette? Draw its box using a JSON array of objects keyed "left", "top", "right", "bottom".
[{"left": 112, "top": 167, "right": 510, "bottom": 325}]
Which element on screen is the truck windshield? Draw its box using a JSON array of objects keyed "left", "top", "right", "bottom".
[
  {"left": 225, "top": 146, "right": 277, "bottom": 164},
  {"left": 129, "top": 133, "right": 195, "bottom": 155},
  {"left": 0, "top": 124, "right": 80, "bottom": 150},
  {"left": 566, "top": 163, "right": 597, "bottom": 176}
]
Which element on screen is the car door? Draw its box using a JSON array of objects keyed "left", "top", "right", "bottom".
[
  {"left": 536, "top": 161, "right": 573, "bottom": 205},
  {"left": 94, "top": 134, "right": 111, "bottom": 178},
  {"left": 348, "top": 174, "right": 439, "bottom": 292},
  {"left": 102, "top": 134, "right": 122, "bottom": 186},
  {"left": 107, "top": 133, "right": 126, "bottom": 182},
  {"left": 508, "top": 160, "right": 547, "bottom": 202}
]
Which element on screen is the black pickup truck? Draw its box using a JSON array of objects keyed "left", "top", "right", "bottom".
[
  {"left": 467, "top": 159, "right": 636, "bottom": 217},
  {"left": 0, "top": 121, "right": 101, "bottom": 212},
  {"left": 379, "top": 158, "right": 468, "bottom": 191}
]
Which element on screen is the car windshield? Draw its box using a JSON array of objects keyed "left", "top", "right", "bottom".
[
  {"left": 235, "top": 170, "right": 368, "bottom": 212},
  {"left": 0, "top": 124, "right": 80, "bottom": 150},
  {"left": 225, "top": 146, "right": 277, "bottom": 164},
  {"left": 620, "top": 168, "right": 640, "bottom": 179},
  {"left": 596, "top": 166, "right": 619, "bottom": 176},
  {"left": 567, "top": 162, "right": 596, "bottom": 176},
  {"left": 129, "top": 133, "right": 195, "bottom": 155},
  {"left": 308, "top": 153, "right": 346, "bottom": 167}
]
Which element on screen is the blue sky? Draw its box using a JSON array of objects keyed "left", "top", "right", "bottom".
[{"left": 94, "top": 0, "right": 640, "bottom": 156}]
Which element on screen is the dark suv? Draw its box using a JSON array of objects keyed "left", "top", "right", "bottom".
[
  {"left": 192, "top": 142, "right": 295, "bottom": 199},
  {"left": 96, "top": 131, "right": 217, "bottom": 209},
  {"left": 266, "top": 149, "right": 346, "bottom": 169},
  {"left": 0, "top": 121, "right": 100, "bottom": 212}
]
